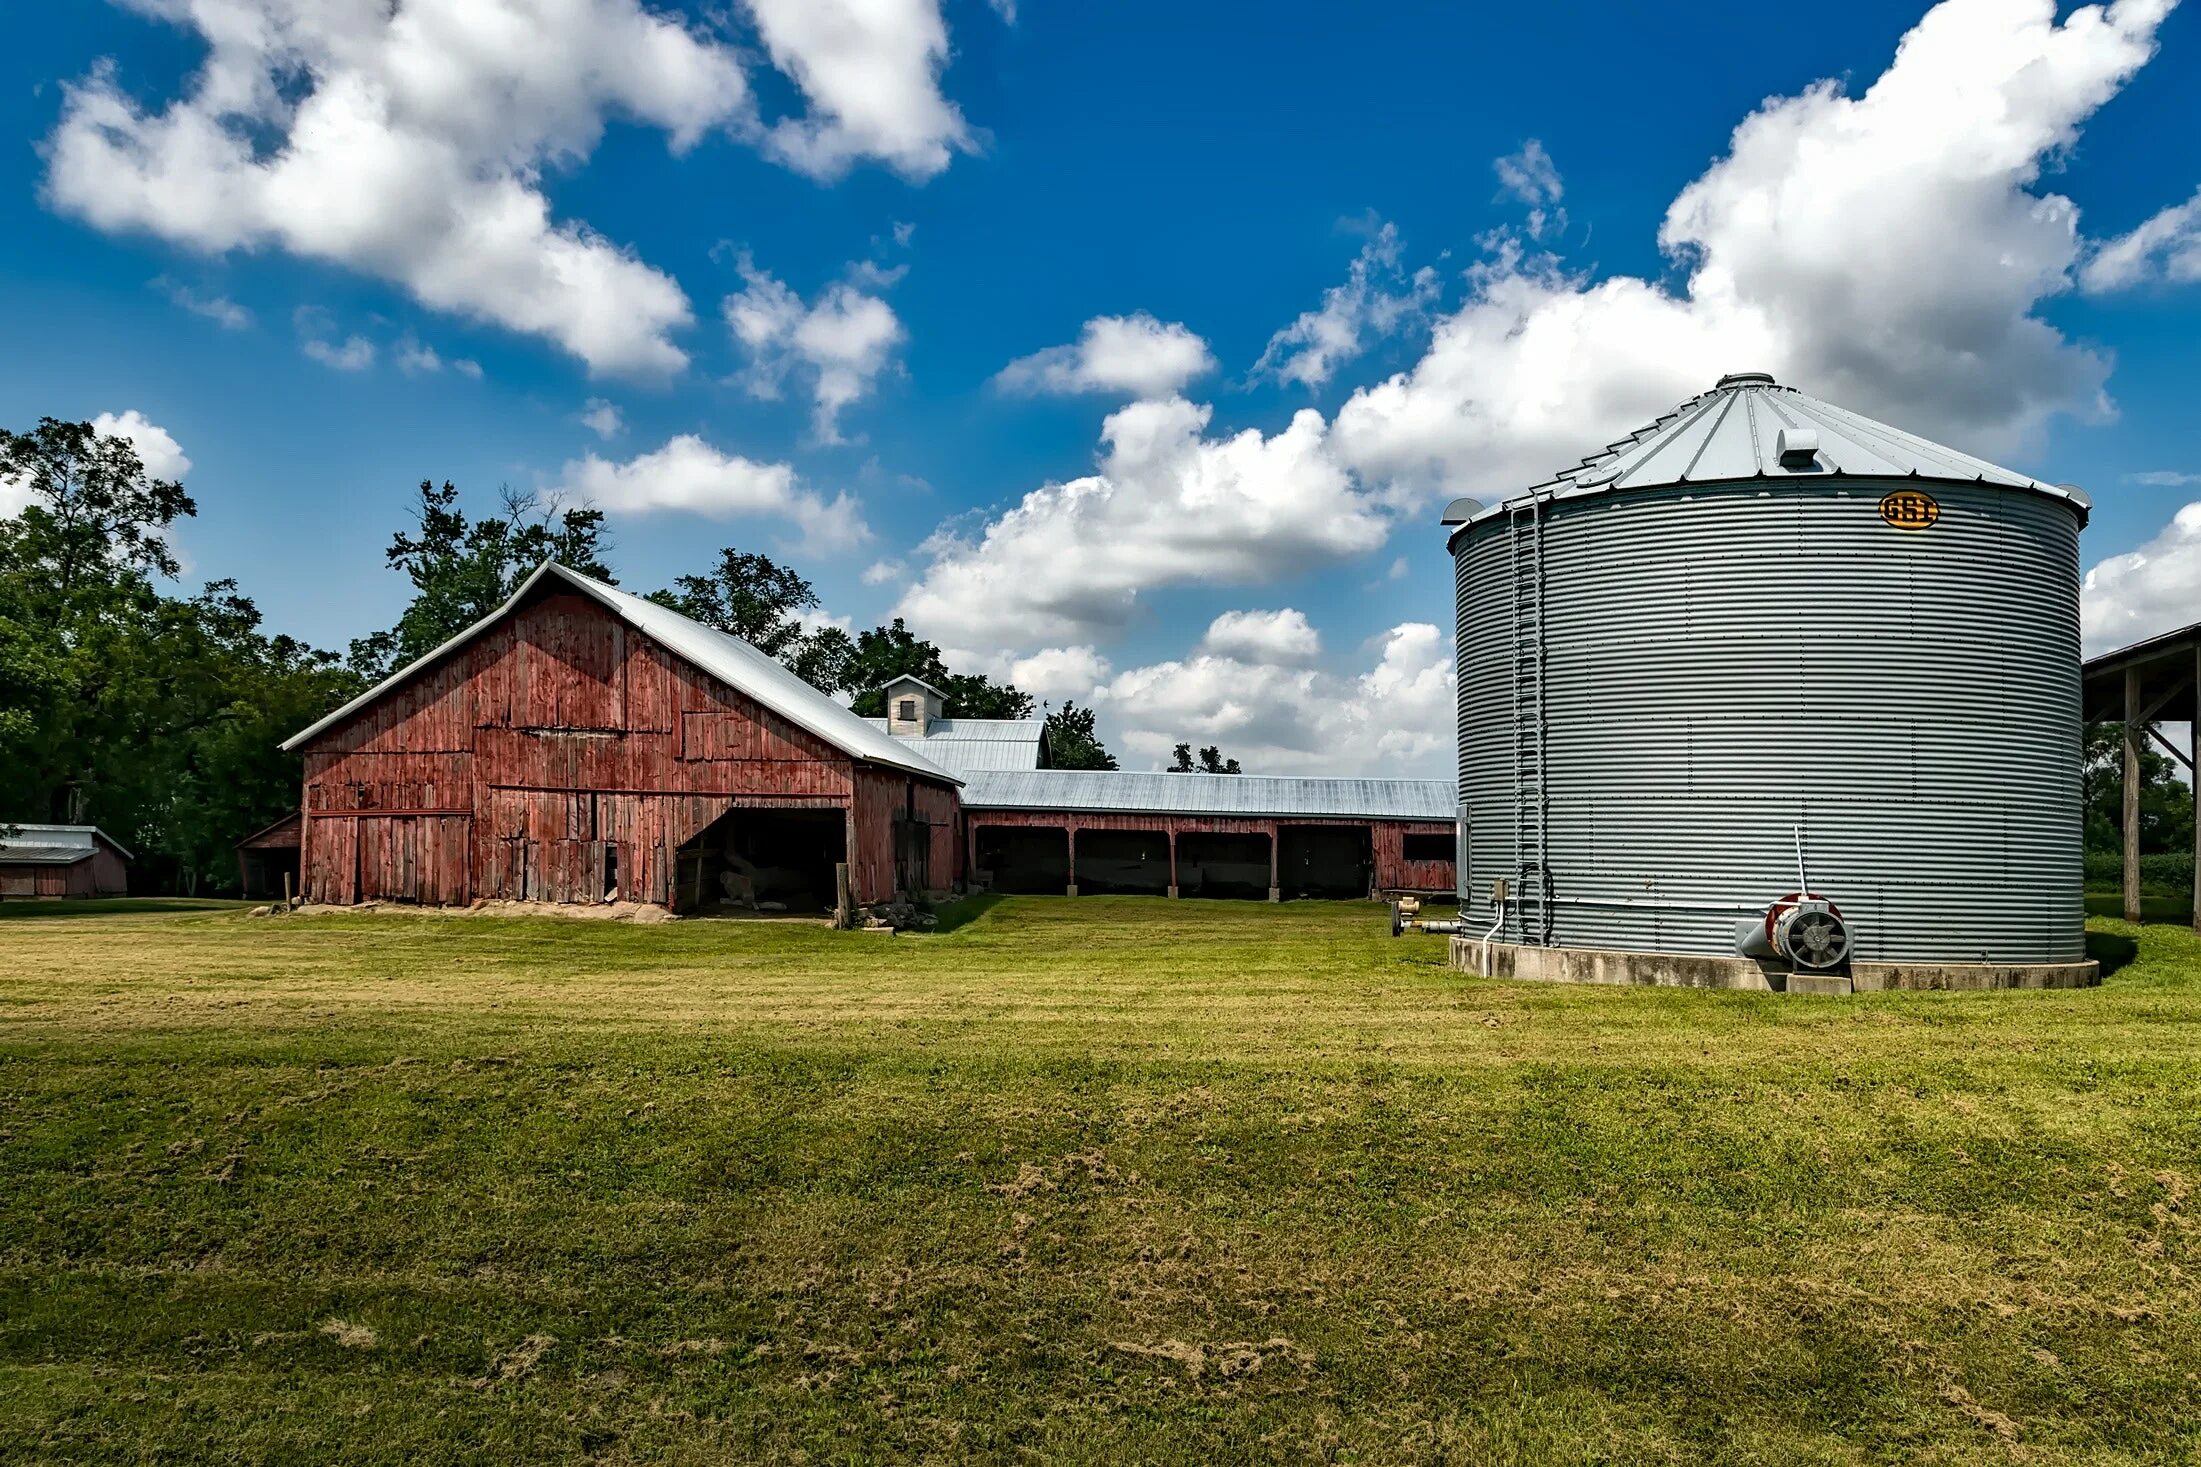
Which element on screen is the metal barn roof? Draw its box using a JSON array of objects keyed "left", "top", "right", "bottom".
[
  {"left": 282, "top": 563, "right": 958, "bottom": 785},
  {"left": 959, "top": 770, "right": 1456, "bottom": 821},
  {"left": 0, "top": 824, "right": 133, "bottom": 863},
  {"left": 1453, "top": 372, "right": 2088, "bottom": 539},
  {"left": 864, "top": 717, "right": 1047, "bottom": 774}
]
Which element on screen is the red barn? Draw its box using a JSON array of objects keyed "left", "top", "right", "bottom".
[
  {"left": 0, "top": 825, "right": 132, "bottom": 899},
  {"left": 282, "top": 563, "right": 963, "bottom": 912}
]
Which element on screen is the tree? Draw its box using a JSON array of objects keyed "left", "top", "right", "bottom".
[
  {"left": 2083, "top": 720, "right": 2193, "bottom": 858},
  {"left": 842, "top": 618, "right": 1032, "bottom": 719},
  {"left": 647, "top": 548, "right": 819, "bottom": 659},
  {"left": 1169, "top": 742, "right": 1241, "bottom": 774},
  {"left": 0, "top": 417, "right": 194, "bottom": 603},
  {"left": 0, "top": 416, "right": 357, "bottom": 891},
  {"left": 1042, "top": 701, "right": 1117, "bottom": 770},
  {"left": 349, "top": 480, "right": 611, "bottom": 678}
]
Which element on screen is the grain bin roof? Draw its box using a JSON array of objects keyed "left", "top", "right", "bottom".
[
  {"left": 960, "top": 770, "right": 1456, "bottom": 821},
  {"left": 281, "top": 562, "right": 958, "bottom": 785},
  {"left": 1451, "top": 372, "right": 2089, "bottom": 542}
]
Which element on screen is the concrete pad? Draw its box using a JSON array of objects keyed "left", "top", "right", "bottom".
[{"left": 1450, "top": 938, "right": 2100, "bottom": 994}]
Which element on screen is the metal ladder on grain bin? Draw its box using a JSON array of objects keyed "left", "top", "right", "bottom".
[{"left": 1506, "top": 491, "right": 1553, "bottom": 945}]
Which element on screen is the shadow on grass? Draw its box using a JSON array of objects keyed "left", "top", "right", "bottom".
[
  {"left": 2087, "top": 929, "right": 2142, "bottom": 979},
  {"left": 0, "top": 897, "right": 254, "bottom": 921},
  {"left": 923, "top": 893, "right": 1006, "bottom": 934}
]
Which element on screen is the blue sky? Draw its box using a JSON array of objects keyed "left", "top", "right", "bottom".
[{"left": 4, "top": 0, "right": 2200, "bottom": 774}]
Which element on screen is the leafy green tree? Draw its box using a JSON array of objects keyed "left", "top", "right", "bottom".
[
  {"left": 349, "top": 480, "right": 611, "bottom": 678},
  {"left": 647, "top": 548, "right": 819, "bottom": 658},
  {"left": 0, "top": 417, "right": 357, "bottom": 891},
  {"left": 1169, "top": 742, "right": 1241, "bottom": 774},
  {"left": 787, "top": 624, "right": 857, "bottom": 695},
  {"left": 2083, "top": 720, "right": 2193, "bottom": 857},
  {"left": 645, "top": 548, "right": 863, "bottom": 697},
  {"left": 0, "top": 416, "right": 194, "bottom": 603},
  {"left": 842, "top": 618, "right": 1032, "bottom": 719},
  {"left": 1041, "top": 701, "right": 1117, "bottom": 770}
]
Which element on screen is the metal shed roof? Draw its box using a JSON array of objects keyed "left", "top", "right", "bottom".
[
  {"left": 864, "top": 717, "right": 1046, "bottom": 775},
  {"left": 2081, "top": 620, "right": 2201, "bottom": 724},
  {"left": 0, "top": 824, "right": 133, "bottom": 863},
  {"left": 959, "top": 770, "right": 1457, "bottom": 821},
  {"left": 1452, "top": 372, "right": 2088, "bottom": 541},
  {"left": 282, "top": 563, "right": 958, "bottom": 785}
]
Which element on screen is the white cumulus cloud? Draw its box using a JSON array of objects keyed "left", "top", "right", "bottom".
[
  {"left": 90, "top": 410, "right": 193, "bottom": 482},
  {"left": 2082, "top": 502, "right": 2201, "bottom": 654},
  {"left": 1332, "top": 0, "right": 2170, "bottom": 505},
  {"left": 745, "top": 0, "right": 973, "bottom": 181},
  {"left": 554, "top": 434, "right": 867, "bottom": 552},
  {"left": 725, "top": 256, "right": 905, "bottom": 443},
  {"left": 1199, "top": 608, "right": 1322, "bottom": 666},
  {"left": 896, "top": 395, "right": 1388, "bottom": 651},
  {"left": 2082, "top": 185, "right": 2201, "bottom": 292},
  {"left": 1492, "top": 139, "right": 1566, "bottom": 240},
  {"left": 44, "top": 0, "right": 757, "bottom": 378},
  {"left": 580, "top": 398, "right": 624, "bottom": 440},
  {"left": 996, "top": 314, "right": 1216, "bottom": 399},
  {"left": 154, "top": 276, "right": 251, "bottom": 330},
  {"left": 1254, "top": 222, "right": 1441, "bottom": 390},
  {"left": 304, "top": 334, "right": 376, "bottom": 371},
  {"left": 1102, "top": 620, "right": 1455, "bottom": 777}
]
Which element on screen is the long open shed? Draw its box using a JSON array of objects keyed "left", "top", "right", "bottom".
[{"left": 2083, "top": 621, "right": 2201, "bottom": 927}]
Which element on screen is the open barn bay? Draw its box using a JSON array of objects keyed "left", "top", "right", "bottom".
[{"left": 3, "top": 897, "right": 2199, "bottom": 1463}]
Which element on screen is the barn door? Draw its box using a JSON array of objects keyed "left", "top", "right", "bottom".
[
  {"left": 307, "top": 816, "right": 359, "bottom": 905},
  {"left": 356, "top": 815, "right": 473, "bottom": 906}
]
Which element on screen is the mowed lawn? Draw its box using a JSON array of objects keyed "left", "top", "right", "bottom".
[{"left": 2, "top": 898, "right": 2199, "bottom": 1464}]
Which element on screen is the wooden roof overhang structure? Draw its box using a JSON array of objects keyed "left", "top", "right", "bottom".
[{"left": 2081, "top": 621, "right": 2201, "bottom": 928}]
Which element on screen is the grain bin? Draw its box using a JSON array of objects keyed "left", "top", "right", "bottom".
[{"left": 1447, "top": 373, "right": 2096, "bottom": 991}]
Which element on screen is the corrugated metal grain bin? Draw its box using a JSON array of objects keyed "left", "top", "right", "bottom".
[{"left": 1451, "top": 373, "right": 2089, "bottom": 967}]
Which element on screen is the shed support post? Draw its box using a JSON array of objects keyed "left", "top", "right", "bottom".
[
  {"left": 2124, "top": 666, "right": 2143, "bottom": 924},
  {"left": 1065, "top": 826, "right": 1077, "bottom": 898},
  {"left": 2193, "top": 645, "right": 2199, "bottom": 933},
  {"left": 1267, "top": 823, "right": 1281, "bottom": 903},
  {"left": 1167, "top": 829, "right": 1179, "bottom": 899}
]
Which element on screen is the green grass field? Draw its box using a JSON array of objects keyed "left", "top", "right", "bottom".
[{"left": 3, "top": 896, "right": 2199, "bottom": 1464}]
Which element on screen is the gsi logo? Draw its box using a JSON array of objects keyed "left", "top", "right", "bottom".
[{"left": 1877, "top": 489, "right": 1940, "bottom": 530}]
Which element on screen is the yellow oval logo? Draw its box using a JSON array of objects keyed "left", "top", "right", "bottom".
[{"left": 1878, "top": 489, "right": 1940, "bottom": 530}]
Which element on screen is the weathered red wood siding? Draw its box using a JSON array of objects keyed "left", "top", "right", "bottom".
[
  {"left": 966, "top": 811, "right": 1456, "bottom": 896},
  {"left": 849, "top": 767, "right": 962, "bottom": 903},
  {"left": 1372, "top": 821, "right": 1457, "bottom": 895},
  {"left": 85, "top": 844, "right": 130, "bottom": 896},
  {"left": 297, "top": 587, "right": 957, "bottom": 908},
  {"left": 3, "top": 845, "right": 129, "bottom": 899}
]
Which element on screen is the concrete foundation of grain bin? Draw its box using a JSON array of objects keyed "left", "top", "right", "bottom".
[
  {"left": 1449, "top": 936, "right": 2100, "bottom": 993},
  {"left": 1450, "top": 373, "right": 2096, "bottom": 988}
]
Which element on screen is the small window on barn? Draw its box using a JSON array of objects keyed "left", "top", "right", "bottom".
[
  {"left": 897, "top": 699, "right": 918, "bottom": 722},
  {"left": 1402, "top": 833, "right": 1456, "bottom": 864}
]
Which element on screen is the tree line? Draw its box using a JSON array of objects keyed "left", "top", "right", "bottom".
[{"left": 0, "top": 419, "right": 1118, "bottom": 894}]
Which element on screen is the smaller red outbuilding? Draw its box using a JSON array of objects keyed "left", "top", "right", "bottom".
[{"left": 0, "top": 824, "right": 132, "bottom": 899}]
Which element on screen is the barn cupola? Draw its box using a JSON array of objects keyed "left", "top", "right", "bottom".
[{"left": 883, "top": 675, "right": 948, "bottom": 736}]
